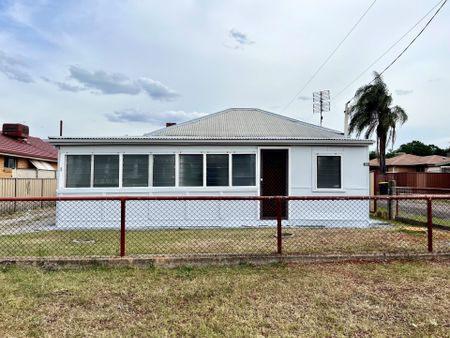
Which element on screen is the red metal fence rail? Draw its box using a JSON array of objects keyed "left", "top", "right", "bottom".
[{"left": 0, "top": 195, "right": 449, "bottom": 258}]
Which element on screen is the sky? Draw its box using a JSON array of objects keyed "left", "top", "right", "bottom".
[{"left": 0, "top": 0, "right": 449, "bottom": 149}]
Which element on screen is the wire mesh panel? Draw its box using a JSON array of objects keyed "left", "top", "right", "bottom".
[
  {"left": 0, "top": 196, "right": 448, "bottom": 258},
  {"left": 430, "top": 198, "right": 450, "bottom": 253},
  {"left": 125, "top": 199, "right": 279, "bottom": 255},
  {"left": 285, "top": 198, "right": 428, "bottom": 254},
  {"left": 0, "top": 200, "right": 120, "bottom": 257}
]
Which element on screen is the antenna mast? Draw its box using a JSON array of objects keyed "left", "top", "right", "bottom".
[{"left": 313, "top": 90, "right": 330, "bottom": 126}]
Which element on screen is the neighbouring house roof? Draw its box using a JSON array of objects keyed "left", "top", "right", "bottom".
[
  {"left": 0, "top": 133, "right": 58, "bottom": 162},
  {"left": 49, "top": 108, "right": 373, "bottom": 146},
  {"left": 369, "top": 153, "right": 450, "bottom": 167}
]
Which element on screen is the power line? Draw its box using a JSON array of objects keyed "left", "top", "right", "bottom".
[
  {"left": 335, "top": 0, "right": 447, "bottom": 100},
  {"left": 378, "top": 0, "right": 447, "bottom": 77},
  {"left": 279, "top": 0, "right": 377, "bottom": 113}
]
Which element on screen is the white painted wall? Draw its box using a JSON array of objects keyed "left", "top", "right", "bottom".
[{"left": 55, "top": 144, "right": 370, "bottom": 228}]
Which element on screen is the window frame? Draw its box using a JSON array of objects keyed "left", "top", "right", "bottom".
[
  {"left": 93, "top": 154, "right": 120, "bottom": 188},
  {"left": 62, "top": 151, "right": 258, "bottom": 190},
  {"left": 152, "top": 153, "right": 176, "bottom": 187},
  {"left": 3, "top": 156, "right": 17, "bottom": 169},
  {"left": 122, "top": 154, "right": 150, "bottom": 188},
  {"left": 231, "top": 153, "right": 257, "bottom": 187},
  {"left": 64, "top": 154, "right": 93, "bottom": 188},
  {"left": 178, "top": 153, "right": 205, "bottom": 187},
  {"left": 313, "top": 153, "right": 344, "bottom": 192},
  {"left": 206, "top": 153, "right": 230, "bottom": 187}
]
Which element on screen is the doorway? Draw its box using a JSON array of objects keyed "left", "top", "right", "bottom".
[{"left": 260, "top": 149, "right": 288, "bottom": 219}]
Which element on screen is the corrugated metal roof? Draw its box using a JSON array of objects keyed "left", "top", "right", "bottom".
[
  {"left": 0, "top": 133, "right": 58, "bottom": 161},
  {"left": 48, "top": 108, "right": 373, "bottom": 146},
  {"left": 147, "top": 108, "right": 346, "bottom": 138},
  {"left": 370, "top": 153, "right": 450, "bottom": 167}
]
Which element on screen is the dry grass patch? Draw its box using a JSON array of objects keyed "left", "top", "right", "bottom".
[{"left": 0, "top": 260, "right": 449, "bottom": 337}]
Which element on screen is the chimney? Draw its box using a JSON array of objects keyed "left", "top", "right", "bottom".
[{"left": 166, "top": 122, "right": 176, "bottom": 127}]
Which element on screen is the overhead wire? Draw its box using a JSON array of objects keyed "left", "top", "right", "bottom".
[
  {"left": 279, "top": 0, "right": 377, "bottom": 113},
  {"left": 335, "top": 0, "right": 447, "bottom": 101}
]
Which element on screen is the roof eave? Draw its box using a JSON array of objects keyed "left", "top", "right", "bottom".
[
  {"left": 49, "top": 138, "right": 373, "bottom": 146},
  {"left": 0, "top": 151, "right": 57, "bottom": 162}
]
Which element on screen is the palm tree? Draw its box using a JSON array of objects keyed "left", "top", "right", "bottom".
[{"left": 349, "top": 72, "right": 408, "bottom": 174}]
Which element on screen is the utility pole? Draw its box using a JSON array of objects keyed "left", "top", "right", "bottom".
[{"left": 344, "top": 101, "right": 350, "bottom": 138}]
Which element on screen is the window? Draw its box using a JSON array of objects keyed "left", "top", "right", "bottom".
[
  {"left": 317, "top": 155, "right": 341, "bottom": 189},
  {"left": 66, "top": 155, "right": 91, "bottom": 188},
  {"left": 123, "top": 155, "right": 148, "bottom": 187},
  {"left": 232, "top": 154, "right": 256, "bottom": 186},
  {"left": 93, "top": 155, "right": 119, "bottom": 187},
  {"left": 153, "top": 155, "right": 175, "bottom": 187},
  {"left": 207, "top": 154, "right": 229, "bottom": 186},
  {"left": 4, "top": 156, "right": 16, "bottom": 169},
  {"left": 179, "top": 154, "right": 203, "bottom": 186}
]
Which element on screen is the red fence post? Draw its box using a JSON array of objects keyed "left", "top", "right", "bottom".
[
  {"left": 427, "top": 198, "right": 433, "bottom": 253},
  {"left": 276, "top": 197, "right": 283, "bottom": 255},
  {"left": 120, "top": 199, "right": 126, "bottom": 257}
]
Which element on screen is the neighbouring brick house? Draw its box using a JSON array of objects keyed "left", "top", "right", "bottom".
[{"left": 0, "top": 123, "right": 58, "bottom": 178}]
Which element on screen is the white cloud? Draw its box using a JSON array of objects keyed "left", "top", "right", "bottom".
[
  {"left": 44, "top": 66, "right": 180, "bottom": 100},
  {"left": 0, "top": 50, "right": 34, "bottom": 83},
  {"left": 137, "top": 78, "right": 179, "bottom": 101},
  {"left": 229, "top": 28, "right": 254, "bottom": 46},
  {"left": 106, "top": 108, "right": 204, "bottom": 127},
  {"left": 68, "top": 65, "right": 141, "bottom": 95}
]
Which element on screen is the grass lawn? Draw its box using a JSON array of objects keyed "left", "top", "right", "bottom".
[
  {"left": 0, "top": 261, "right": 449, "bottom": 337},
  {"left": 1, "top": 225, "right": 449, "bottom": 257}
]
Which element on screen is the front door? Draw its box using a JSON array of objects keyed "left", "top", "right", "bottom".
[{"left": 260, "top": 149, "right": 288, "bottom": 219}]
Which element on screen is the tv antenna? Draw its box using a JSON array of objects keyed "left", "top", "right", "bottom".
[{"left": 313, "top": 90, "right": 330, "bottom": 126}]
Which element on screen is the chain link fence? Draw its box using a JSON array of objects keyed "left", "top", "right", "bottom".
[{"left": 0, "top": 196, "right": 449, "bottom": 257}]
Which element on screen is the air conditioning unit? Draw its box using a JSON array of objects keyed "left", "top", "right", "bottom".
[{"left": 2, "top": 123, "right": 29, "bottom": 139}]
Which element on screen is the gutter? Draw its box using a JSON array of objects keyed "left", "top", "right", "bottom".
[{"left": 48, "top": 138, "right": 373, "bottom": 147}]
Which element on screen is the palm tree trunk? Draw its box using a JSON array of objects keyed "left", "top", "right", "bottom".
[{"left": 379, "top": 135, "right": 387, "bottom": 174}]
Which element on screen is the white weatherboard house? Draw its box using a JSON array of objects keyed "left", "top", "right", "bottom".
[{"left": 49, "top": 108, "right": 372, "bottom": 228}]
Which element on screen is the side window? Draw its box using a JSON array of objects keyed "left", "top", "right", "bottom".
[
  {"left": 317, "top": 155, "right": 341, "bottom": 189},
  {"left": 4, "top": 156, "right": 16, "bottom": 169},
  {"left": 123, "top": 155, "right": 149, "bottom": 187},
  {"left": 179, "top": 154, "right": 203, "bottom": 187},
  {"left": 66, "top": 155, "right": 91, "bottom": 187},
  {"left": 232, "top": 154, "right": 256, "bottom": 186},
  {"left": 153, "top": 155, "right": 175, "bottom": 187},
  {"left": 93, "top": 155, "right": 119, "bottom": 187},
  {"left": 207, "top": 154, "right": 229, "bottom": 186}
]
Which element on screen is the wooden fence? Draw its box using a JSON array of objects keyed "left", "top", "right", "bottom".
[
  {"left": 0, "top": 178, "right": 56, "bottom": 198},
  {"left": 371, "top": 171, "right": 450, "bottom": 194}
]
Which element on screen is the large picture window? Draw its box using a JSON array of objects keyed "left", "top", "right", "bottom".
[
  {"left": 66, "top": 155, "right": 91, "bottom": 188},
  {"left": 123, "top": 155, "right": 148, "bottom": 187},
  {"left": 232, "top": 154, "right": 256, "bottom": 186},
  {"left": 317, "top": 155, "right": 341, "bottom": 189},
  {"left": 179, "top": 154, "right": 203, "bottom": 187},
  {"left": 207, "top": 154, "right": 229, "bottom": 186},
  {"left": 153, "top": 155, "right": 175, "bottom": 187},
  {"left": 93, "top": 155, "right": 119, "bottom": 187}
]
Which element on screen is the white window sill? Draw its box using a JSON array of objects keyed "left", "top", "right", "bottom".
[{"left": 312, "top": 189, "right": 346, "bottom": 193}]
